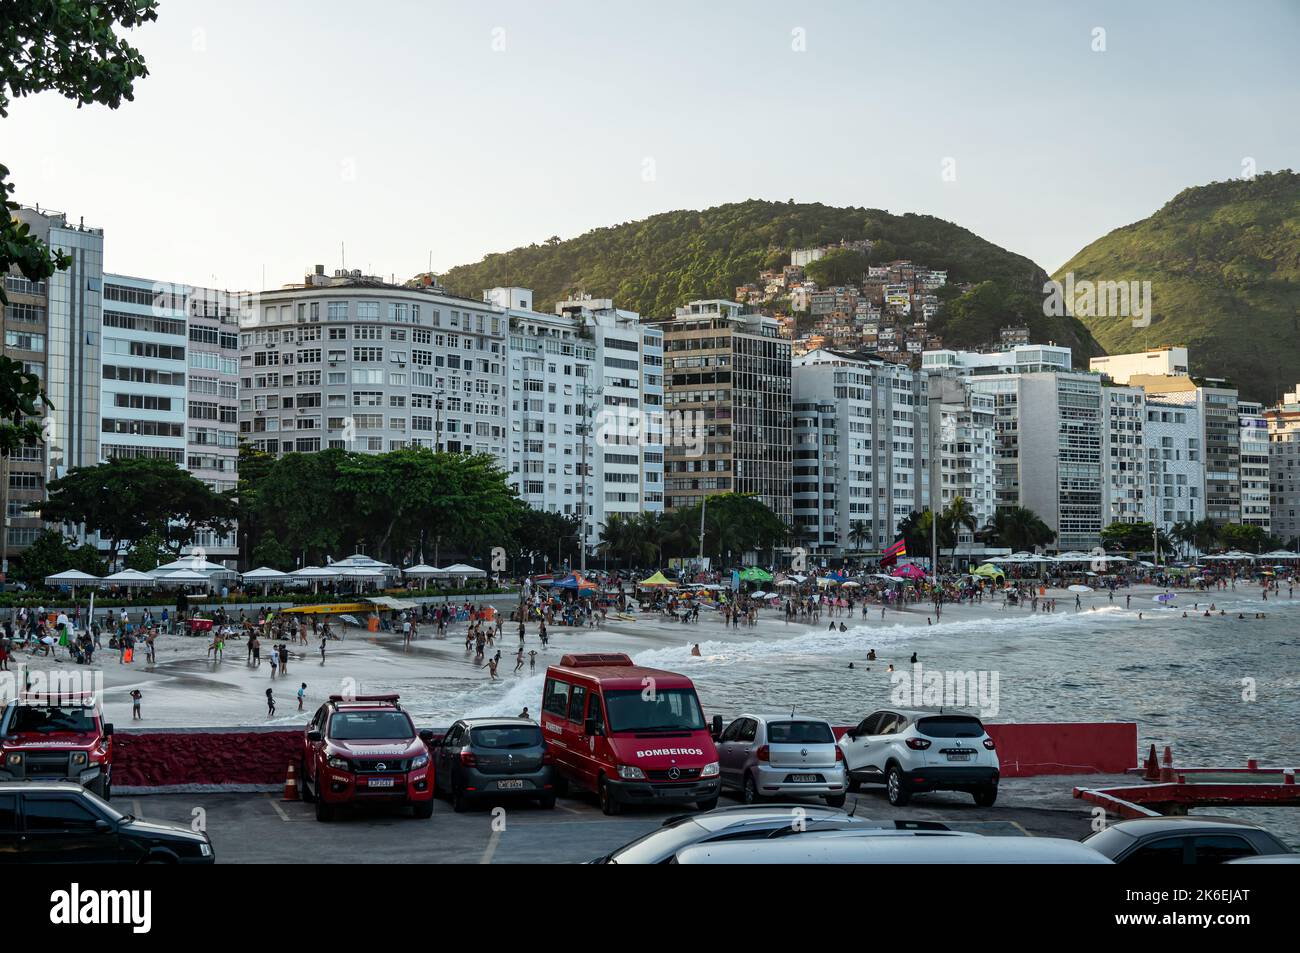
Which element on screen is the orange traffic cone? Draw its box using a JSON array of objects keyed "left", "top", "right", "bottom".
[
  {"left": 282, "top": 761, "right": 299, "bottom": 801},
  {"left": 1143, "top": 744, "right": 1160, "bottom": 781}
]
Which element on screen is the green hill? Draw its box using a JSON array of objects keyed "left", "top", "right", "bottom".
[
  {"left": 421, "top": 199, "right": 1101, "bottom": 356},
  {"left": 1055, "top": 170, "right": 1300, "bottom": 404}
]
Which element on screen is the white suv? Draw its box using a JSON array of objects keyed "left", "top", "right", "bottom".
[{"left": 837, "top": 709, "right": 999, "bottom": 807}]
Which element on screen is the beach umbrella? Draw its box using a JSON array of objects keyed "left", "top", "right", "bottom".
[
  {"left": 895, "top": 563, "right": 927, "bottom": 580},
  {"left": 972, "top": 564, "right": 1004, "bottom": 579},
  {"left": 840, "top": 580, "right": 861, "bottom": 588},
  {"left": 739, "top": 567, "right": 774, "bottom": 583},
  {"left": 750, "top": 590, "right": 767, "bottom": 599},
  {"left": 1068, "top": 584, "right": 1093, "bottom": 593},
  {"left": 639, "top": 571, "right": 677, "bottom": 588}
]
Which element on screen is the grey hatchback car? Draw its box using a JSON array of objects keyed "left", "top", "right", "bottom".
[
  {"left": 715, "top": 714, "right": 847, "bottom": 806},
  {"left": 433, "top": 718, "right": 556, "bottom": 811}
]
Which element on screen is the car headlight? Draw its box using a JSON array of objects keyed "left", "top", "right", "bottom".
[
  {"left": 411, "top": 753, "right": 429, "bottom": 769},
  {"left": 617, "top": 764, "right": 645, "bottom": 780},
  {"left": 72, "top": 752, "right": 88, "bottom": 766},
  {"left": 6, "top": 753, "right": 20, "bottom": 766},
  {"left": 326, "top": 756, "right": 350, "bottom": 770},
  {"left": 700, "top": 761, "right": 720, "bottom": 778},
  {"left": 199, "top": 842, "right": 212, "bottom": 858}
]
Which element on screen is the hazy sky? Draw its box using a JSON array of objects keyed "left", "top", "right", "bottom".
[{"left": 6, "top": 0, "right": 1298, "bottom": 295}]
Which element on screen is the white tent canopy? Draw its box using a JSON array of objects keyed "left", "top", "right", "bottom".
[
  {"left": 1257, "top": 550, "right": 1300, "bottom": 561},
  {"left": 101, "top": 568, "right": 157, "bottom": 587},
  {"left": 330, "top": 553, "right": 396, "bottom": 571},
  {"left": 440, "top": 563, "right": 486, "bottom": 577},
  {"left": 293, "top": 566, "right": 340, "bottom": 579},
  {"left": 45, "top": 569, "right": 101, "bottom": 585},
  {"left": 151, "top": 555, "right": 236, "bottom": 577},
  {"left": 157, "top": 569, "right": 211, "bottom": 587},
  {"left": 241, "top": 566, "right": 289, "bottom": 581},
  {"left": 1201, "top": 551, "right": 1256, "bottom": 561},
  {"left": 402, "top": 564, "right": 443, "bottom": 578}
]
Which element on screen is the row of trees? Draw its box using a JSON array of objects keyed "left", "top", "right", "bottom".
[
  {"left": 888, "top": 500, "right": 1056, "bottom": 562},
  {"left": 596, "top": 494, "right": 790, "bottom": 569}
]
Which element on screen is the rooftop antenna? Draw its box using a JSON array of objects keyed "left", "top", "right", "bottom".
[{"left": 341, "top": 242, "right": 346, "bottom": 271}]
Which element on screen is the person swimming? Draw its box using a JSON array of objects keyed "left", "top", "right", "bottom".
[
  {"left": 910, "top": 652, "right": 918, "bottom": 664},
  {"left": 690, "top": 643, "right": 701, "bottom": 657}
]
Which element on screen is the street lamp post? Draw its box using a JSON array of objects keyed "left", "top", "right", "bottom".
[{"left": 578, "top": 385, "right": 602, "bottom": 573}]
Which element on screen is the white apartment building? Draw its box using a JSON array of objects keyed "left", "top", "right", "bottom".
[
  {"left": 554, "top": 296, "right": 665, "bottom": 542},
  {"left": 239, "top": 267, "right": 507, "bottom": 463},
  {"left": 922, "top": 343, "right": 1073, "bottom": 376},
  {"left": 1090, "top": 346, "right": 1189, "bottom": 385},
  {"left": 968, "top": 371, "right": 1105, "bottom": 551},
  {"left": 1266, "top": 384, "right": 1300, "bottom": 545},
  {"left": 99, "top": 275, "right": 194, "bottom": 468},
  {"left": 100, "top": 274, "right": 241, "bottom": 564},
  {"left": 1144, "top": 395, "right": 1205, "bottom": 530},
  {"left": 935, "top": 384, "right": 997, "bottom": 537},
  {"left": 792, "top": 349, "right": 926, "bottom": 554},
  {"left": 495, "top": 288, "right": 663, "bottom": 555},
  {"left": 1101, "top": 385, "right": 1147, "bottom": 525},
  {"left": 1238, "top": 400, "right": 1271, "bottom": 532}
]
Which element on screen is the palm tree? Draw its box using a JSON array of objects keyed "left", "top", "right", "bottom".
[
  {"left": 848, "top": 520, "right": 870, "bottom": 553},
  {"left": 942, "top": 496, "right": 977, "bottom": 564},
  {"left": 991, "top": 506, "right": 1056, "bottom": 553}
]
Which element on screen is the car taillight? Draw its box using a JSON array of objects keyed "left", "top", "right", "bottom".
[
  {"left": 834, "top": 746, "right": 845, "bottom": 761},
  {"left": 905, "top": 737, "right": 931, "bottom": 750},
  {"left": 541, "top": 750, "right": 554, "bottom": 765},
  {"left": 459, "top": 748, "right": 477, "bottom": 767},
  {"left": 756, "top": 745, "right": 770, "bottom": 762},
  {"left": 983, "top": 738, "right": 996, "bottom": 750}
]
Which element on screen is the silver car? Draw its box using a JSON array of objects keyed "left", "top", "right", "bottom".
[{"left": 715, "top": 713, "right": 847, "bottom": 806}]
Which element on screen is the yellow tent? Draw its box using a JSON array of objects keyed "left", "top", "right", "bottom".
[{"left": 639, "top": 571, "right": 677, "bottom": 588}]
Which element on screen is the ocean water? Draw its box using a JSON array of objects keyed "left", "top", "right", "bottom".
[{"left": 413, "top": 595, "right": 1300, "bottom": 769}]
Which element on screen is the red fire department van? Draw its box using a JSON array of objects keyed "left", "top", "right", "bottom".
[{"left": 540, "top": 653, "right": 721, "bottom": 815}]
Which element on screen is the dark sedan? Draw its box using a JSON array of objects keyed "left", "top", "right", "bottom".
[
  {"left": 0, "top": 782, "right": 214, "bottom": 864},
  {"left": 433, "top": 718, "right": 556, "bottom": 811},
  {"left": 1082, "top": 816, "right": 1292, "bottom": 864}
]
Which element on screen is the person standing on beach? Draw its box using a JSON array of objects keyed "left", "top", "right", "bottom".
[
  {"left": 266, "top": 688, "right": 276, "bottom": 717},
  {"left": 514, "top": 647, "right": 524, "bottom": 673},
  {"left": 319, "top": 635, "right": 327, "bottom": 664},
  {"left": 130, "top": 689, "right": 142, "bottom": 721},
  {"left": 297, "top": 682, "right": 307, "bottom": 711}
]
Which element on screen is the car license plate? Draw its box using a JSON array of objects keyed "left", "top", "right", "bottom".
[
  {"left": 946, "top": 752, "right": 972, "bottom": 762},
  {"left": 790, "top": 774, "right": 818, "bottom": 783},
  {"left": 496, "top": 779, "right": 525, "bottom": 790},
  {"left": 368, "top": 777, "right": 396, "bottom": 787}
]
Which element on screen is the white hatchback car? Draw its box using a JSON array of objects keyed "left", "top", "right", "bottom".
[{"left": 838, "top": 709, "right": 999, "bottom": 806}]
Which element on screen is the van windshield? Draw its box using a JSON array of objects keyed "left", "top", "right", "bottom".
[
  {"left": 329, "top": 711, "right": 414, "bottom": 741},
  {"left": 604, "top": 689, "right": 705, "bottom": 733}
]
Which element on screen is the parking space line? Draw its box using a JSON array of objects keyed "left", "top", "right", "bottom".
[
  {"left": 132, "top": 799, "right": 143, "bottom": 820},
  {"left": 266, "top": 797, "right": 291, "bottom": 821},
  {"left": 1010, "top": 820, "right": 1032, "bottom": 836},
  {"left": 479, "top": 829, "right": 501, "bottom": 864},
  {"left": 553, "top": 802, "right": 582, "bottom": 815}
]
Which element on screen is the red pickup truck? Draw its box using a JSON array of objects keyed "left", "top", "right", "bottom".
[{"left": 0, "top": 691, "right": 114, "bottom": 798}]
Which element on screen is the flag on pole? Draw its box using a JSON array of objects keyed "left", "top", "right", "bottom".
[{"left": 881, "top": 538, "right": 907, "bottom": 567}]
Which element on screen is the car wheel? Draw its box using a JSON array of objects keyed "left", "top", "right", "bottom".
[
  {"left": 539, "top": 793, "right": 557, "bottom": 810},
  {"left": 845, "top": 773, "right": 861, "bottom": 793},
  {"left": 886, "top": 765, "right": 911, "bottom": 806},
  {"left": 742, "top": 772, "right": 761, "bottom": 804},
  {"left": 598, "top": 776, "right": 621, "bottom": 816},
  {"left": 452, "top": 784, "right": 469, "bottom": 813},
  {"left": 696, "top": 797, "right": 719, "bottom": 812},
  {"left": 824, "top": 793, "right": 847, "bottom": 808},
  {"left": 973, "top": 784, "right": 998, "bottom": 807},
  {"left": 315, "top": 799, "right": 334, "bottom": 822},
  {"left": 412, "top": 800, "right": 434, "bottom": 819},
  {"left": 299, "top": 760, "right": 316, "bottom": 803}
]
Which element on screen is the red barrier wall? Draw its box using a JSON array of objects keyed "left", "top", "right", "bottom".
[
  {"left": 116, "top": 722, "right": 1137, "bottom": 792},
  {"left": 829, "top": 721, "right": 1137, "bottom": 779}
]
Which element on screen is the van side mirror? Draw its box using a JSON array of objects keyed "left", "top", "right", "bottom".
[
  {"left": 711, "top": 714, "right": 723, "bottom": 739},
  {"left": 307, "top": 730, "right": 322, "bottom": 743},
  {"left": 94, "top": 819, "right": 113, "bottom": 833},
  {"left": 418, "top": 729, "right": 434, "bottom": 744},
  {"left": 103, "top": 723, "right": 114, "bottom": 737},
  {"left": 583, "top": 717, "right": 599, "bottom": 737}
]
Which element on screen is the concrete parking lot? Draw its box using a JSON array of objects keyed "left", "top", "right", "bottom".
[{"left": 125, "top": 774, "right": 1105, "bottom": 863}]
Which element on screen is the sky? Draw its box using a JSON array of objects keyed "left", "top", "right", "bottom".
[{"left": 6, "top": 0, "right": 1298, "bottom": 294}]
